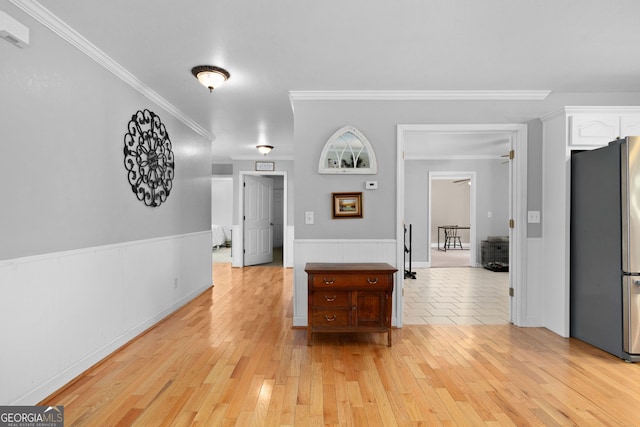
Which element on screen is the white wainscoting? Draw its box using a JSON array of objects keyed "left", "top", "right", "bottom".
[
  {"left": 231, "top": 225, "right": 242, "bottom": 267},
  {"left": 293, "top": 239, "right": 397, "bottom": 327},
  {"left": 285, "top": 226, "right": 295, "bottom": 268},
  {"left": 524, "top": 237, "right": 544, "bottom": 327},
  {"left": 0, "top": 231, "right": 213, "bottom": 405}
]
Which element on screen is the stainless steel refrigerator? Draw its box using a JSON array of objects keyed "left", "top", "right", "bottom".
[{"left": 571, "top": 136, "right": 640, "bottom": 361}]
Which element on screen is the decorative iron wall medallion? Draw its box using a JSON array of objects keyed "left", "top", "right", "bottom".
[{"left": 123, "top": 109, "right": 175, "bottom": 207}]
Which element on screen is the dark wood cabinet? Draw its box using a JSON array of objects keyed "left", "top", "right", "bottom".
[{"left": 305, "top": 262, "right": 397, "bottom": 346}]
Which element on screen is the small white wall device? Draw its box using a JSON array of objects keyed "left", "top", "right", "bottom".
[{"left": 0, "top": 11, "right": 29, "bottom": 48}]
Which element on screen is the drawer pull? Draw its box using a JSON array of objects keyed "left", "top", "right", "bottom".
[
  {"left": 324, "top": 294, "right": 337, "bottom": 302},
  {"left": 323, "top": 278, "right": 335, "bottom": 285},
  {"left": 367, "top": 277, "right": 379, "bottom": 284},
  {"left": 324, "top": 314, "right": 337, "bottom": 322}
]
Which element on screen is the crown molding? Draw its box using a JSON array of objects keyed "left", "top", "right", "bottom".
[
  {"left": 540, "top": 105, "right": 640, "bottom": 122},
  {"left": 9, "top": 0, "right": 215, "bottom": 142},
  {"left": 289, "top": 90, "right": 551, "bottom": 102}
]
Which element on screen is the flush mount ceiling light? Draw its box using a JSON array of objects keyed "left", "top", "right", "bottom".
[
  {"left": 191, "top": 65, "right": 230, "bottom": 92},
  {"left": 256, "top": 145, "right": 274, "bottom": 155}
]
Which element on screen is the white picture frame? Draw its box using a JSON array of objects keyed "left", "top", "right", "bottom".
[
  {"left": 318, "top": 125, "right": 378, "bottom": 175},
  {"left": 255, "top": 161, "right": 275, "bottom": 171}
]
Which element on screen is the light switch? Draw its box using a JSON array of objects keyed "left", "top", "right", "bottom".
[
  {"left": 366, "top": 181, "right": 378, "bottom": 190},
  {"left": 305, "top": 211, "right": 314, "bottom": 225},
  {"left": 528, "top": 211, "right": 541, "bottom": 223}
]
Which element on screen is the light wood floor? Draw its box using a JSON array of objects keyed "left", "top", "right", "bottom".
[{"left": 42, "top": 263, "right": 640, "bottom": 426}]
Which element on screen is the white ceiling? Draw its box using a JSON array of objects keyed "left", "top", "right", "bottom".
[{"left": 28, "top": 0, "right": 640, "bottom": 162}]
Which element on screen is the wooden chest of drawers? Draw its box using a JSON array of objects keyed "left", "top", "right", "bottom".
[{"left": 305, "top": 262, "right": 397, "bottom": 346}]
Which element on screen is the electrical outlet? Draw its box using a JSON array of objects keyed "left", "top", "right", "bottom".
[{"left": 528, "top": 211, "right": 541, "bottom": 223}]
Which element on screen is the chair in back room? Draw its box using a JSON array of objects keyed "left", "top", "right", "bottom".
[{"left": 444, "top": 225, "right": 463, "bottom": 250}]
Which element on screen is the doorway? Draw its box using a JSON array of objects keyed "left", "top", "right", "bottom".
[
  {"left": 395, "top": 124, "right": 527, "bottom": 328},
  {"left": 429, "top": 172, "right": 476, "bottom": 268},
  {"left": 211, "top": 176, "right": 233, "bottom": 264},
  {"left": 405, "top": 168, "right": 510, "bottom": 325},
  {"left": 237, "top": 171, "right": 288, "bottom": 267}
]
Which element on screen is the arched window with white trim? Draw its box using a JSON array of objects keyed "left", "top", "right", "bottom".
[{"left": 318, "top": 126, "right": 378, "bottom": 174}]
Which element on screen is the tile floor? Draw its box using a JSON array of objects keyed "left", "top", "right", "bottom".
[{"left": 403, "top": 267, "right": 510, "bottom": 325}]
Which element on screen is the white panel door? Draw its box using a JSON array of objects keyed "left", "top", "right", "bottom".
[{"left": 244, "top": 175, "right": 273, "bottom": 266}]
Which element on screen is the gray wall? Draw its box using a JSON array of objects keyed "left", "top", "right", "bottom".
[
  {"left": 292, "top": 94, "right": 640, "bottom": 246},
  {"left": 294, "top": 103, "right": 397, "bottom": 240},
  {"left": 0, "top": 2, "right": 211, "bottom": 260},
  {"left": 526, "top": 118, "right": 543, "bottom": 238},
  {"left": 0, "top": 1, "right": 213, "bottom": 404}
]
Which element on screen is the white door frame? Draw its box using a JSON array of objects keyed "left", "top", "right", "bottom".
[
  {"left": 428, "top": 171, "right": 477, "bottom": 267},
  {"left": 396, "top": 124, "right": 527, "bottom": 328},
  {"left": 236, "top": 171, "right": 288, "bottom": 267}
]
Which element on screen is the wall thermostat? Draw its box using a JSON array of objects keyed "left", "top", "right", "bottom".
[{"left": 365, "top": 181, "right": 378, "bottom": 190}]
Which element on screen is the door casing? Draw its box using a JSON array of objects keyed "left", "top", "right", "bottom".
[{"left": 396, "top": 124, "right": 527, "bottom": 328}]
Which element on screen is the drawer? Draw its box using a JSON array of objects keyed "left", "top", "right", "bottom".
[
  {"left": 311, "top": 291, "right": 350, "bottom": 307},
  {"left": 311, "top": 273, "right": 391, "bottom": 290},
  {"left": 311, "top": 309, "right": 351, "bottom": 327}
]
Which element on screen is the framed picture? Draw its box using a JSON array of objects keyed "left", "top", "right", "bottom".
[
  {"left": 332, "top": 192, "right": 363, "bottom": 218},
  {"left": 255, "top": 161, "right": 275, "bottom": 171}
]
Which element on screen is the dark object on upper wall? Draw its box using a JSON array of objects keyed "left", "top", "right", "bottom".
[{"left": 123, "top": 109, "right": 175, "bottom": 207}]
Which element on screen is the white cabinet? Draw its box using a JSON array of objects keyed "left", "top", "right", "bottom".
[
  {"left": 541, "top": 106, "right": 640, "bottom": 337},
  {"left": 567, "top": 109, "right": 640, "bottom": 148},
  {"left": 621, "top": 115, "right": 640, "bottom": 137},
  {"left": 569, "top": 115, "right": 619, "bottom": 147}
]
